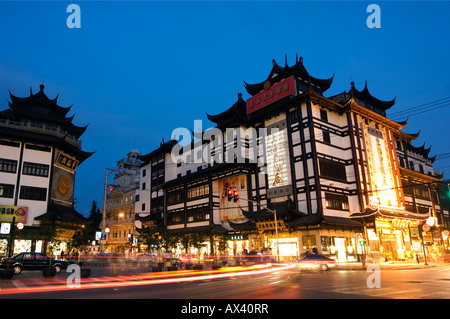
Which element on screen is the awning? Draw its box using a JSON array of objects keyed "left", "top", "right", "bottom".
[
  {"left": 228, "top": 220, "right": 257, "bottom": 232},
  {"left": 165, "top": 225, "right": 229, "bottom": 236},
  {"left": 349, "top": 206, "right": 430, "bottom": 221},
  {"left": 35, "top": 203, "right": 89, "bottom": 225},
  {"left": 239, "top": 198, "right": 305, "bottom": 221}
]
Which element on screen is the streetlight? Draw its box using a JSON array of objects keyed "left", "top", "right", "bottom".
[{"left": 237, "top": 197, "right": 280, "bottom": 263}]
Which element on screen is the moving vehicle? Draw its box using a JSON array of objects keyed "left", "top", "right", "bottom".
[
  {"left": 1, "top": 252, "right": 72, "bottom": 274},
  {"left": 294, "top": 254, "right": 336, "bottom": 271}
]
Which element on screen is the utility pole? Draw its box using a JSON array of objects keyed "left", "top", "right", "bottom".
[
  {"left": 238, "top": 197, "right": 280, "bottom": 263},
  {"left": 100, "top": 168, "right": 117, "bottom": 253}
]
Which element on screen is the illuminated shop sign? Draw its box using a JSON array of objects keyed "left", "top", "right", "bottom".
[
  {"left": 246, "top": 76, "right": 296, "bottom": 115},
  {"left": 0, "top": 205, "right": 28, "bottom": 223},
  {"left": 363, "top": 125, "right": 400, "bottom": 208},
  {"left": 265, "top": 120, "right": 292, "bottom": 199}
]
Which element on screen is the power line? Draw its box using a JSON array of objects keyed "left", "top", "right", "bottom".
[{"left": 388, "top": 96, "right": 450, "bottom": 117}]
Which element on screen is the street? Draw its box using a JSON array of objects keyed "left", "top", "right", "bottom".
[{"left": 1, "top": 263, "right": 449, "bottom": 299}]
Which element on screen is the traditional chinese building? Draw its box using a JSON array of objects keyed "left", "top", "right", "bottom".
[
  {"left": 0, "top": 84, "right": 93, "bottom": 256},
  {"left": 134, "top": 55, "right": 449, "bottom": 262}
]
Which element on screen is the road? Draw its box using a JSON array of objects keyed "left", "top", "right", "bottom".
[{"left": 1, "top": 263, "right": 449, "bottom": 300}]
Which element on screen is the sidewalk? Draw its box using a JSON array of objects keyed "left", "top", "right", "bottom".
[{"left": 335, "top": 260, "right": 447, "bottom": 271}]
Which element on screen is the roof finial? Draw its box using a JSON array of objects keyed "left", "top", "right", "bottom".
[
  {"left": 299, "top": 56, "right": 303, "bottom": 64},
  {"left": 272, "top": 59, "right": 277, "bottom": 66},
  {"left": 284, "top": 54, "right": 288, "bottom": 68},
  {"left": 296, "top": 53, "right": 298, "bottom": 63}
]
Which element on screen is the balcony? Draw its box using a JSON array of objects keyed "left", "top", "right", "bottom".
[{"left": 0, "top": 118, "right": 82, "bottom": 148}]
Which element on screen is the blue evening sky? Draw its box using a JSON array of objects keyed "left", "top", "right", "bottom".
[{"left": 0, "top": 1, "right": 449, "bottom": 215}]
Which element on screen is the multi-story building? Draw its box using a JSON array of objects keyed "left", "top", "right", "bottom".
[
  {"left": 104, "top": 149, "right": 142, "bottom": 254},
  {"left": 134, "top": 56, "right": 449, "bottom": 262},
  {"left": 0, "top": 84, "right": 93, "bottom": 256}
]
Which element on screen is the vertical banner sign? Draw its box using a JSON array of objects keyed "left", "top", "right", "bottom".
[
  {"left": 363, "top": 124, "right": 399, "bottom": 208},
  {"left": 265, "top": 119, "right": 292, "bottom": 198}
]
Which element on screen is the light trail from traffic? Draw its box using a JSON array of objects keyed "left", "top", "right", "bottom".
[{"left": 0, "top": 263, "right": 295, "bottom": 296}]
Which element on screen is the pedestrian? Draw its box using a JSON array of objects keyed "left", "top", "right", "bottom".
[{"left": 361, "top": 253, "right": 366, "bottom": 270}]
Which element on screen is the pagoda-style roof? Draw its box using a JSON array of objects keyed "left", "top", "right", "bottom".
[
  {"left": 239, "top": 198, "right": 304, "bottom": 221},
  {"left": 5, "top": 85, "right": 88, "bottom": 139},
  {"left": 35, "top": 203, "right": 89, "bottom": 225},
  {"left": 405, "top": 142, "right": 432, "bottom": 158},
  {"left": 244, "top": 55, "right": 334, "bottom": 96},
  {"left": 244, "top": 57, "right": 334, "bottom": 96},
  {"left": 138, "top": 139, "right": 178, "bottom": 165},
  {"left": 288, "top": 214, "right": 363, "bottom": 228},
  {"left": 329, "top": 81, "right": 396, "bottom": 117},
  {"left": 206, "top": 93, "right": 249, "bottom": 128},
  {"left": 349, "top": 206, "right": 430, "bottom": 221},
  {"left": 228, "top": 220, "right": 257, "bottom": 232}
]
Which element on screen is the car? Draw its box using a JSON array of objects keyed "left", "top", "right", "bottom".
[
  {"left": 135, "top": 253, "right": 157, "bottom": 264},
  {"left": 1, "top": 252, "right": 72, "bottom": 275},
  {"left": 294, "top": 254, "right": 336, "bottom": 271}
]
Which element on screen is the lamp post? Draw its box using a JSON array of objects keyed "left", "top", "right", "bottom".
[{"left": 238, "top": 197, "right": 280, "bottom": 263}]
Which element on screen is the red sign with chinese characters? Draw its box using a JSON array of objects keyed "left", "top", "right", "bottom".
[{"left": 246, "top": 75, "right": 296, "bottom": 115}]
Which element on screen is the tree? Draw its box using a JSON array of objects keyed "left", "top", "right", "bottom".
[
  {"left": 187, "top": 232, "right": 207, "bottom": 263},
  {"left": 71, "top": 200, "right": 101, "bottom": 252},
  {"left": 139, "top": 225, "right": 161, "bottom": 253}
]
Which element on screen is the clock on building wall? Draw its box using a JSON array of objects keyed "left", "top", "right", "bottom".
[{"left": 51, "top": 166, "right": 74, "bottom": 204}]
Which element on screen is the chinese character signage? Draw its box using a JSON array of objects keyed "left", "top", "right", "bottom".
[
  {"left": 0, "top": 205, "right": 28, "bottom": 223},
  {"left": 55, "top": 151, "right": 79, "bottom": 172},
  {"left": 363, "top": 124, "right": 400, "bottom": 209},
  {"left": 246, "top": 76, "right": 296, "bottom": 115},
  {"left": 265, "top": 120, "right": 292, "bottom": 199}
]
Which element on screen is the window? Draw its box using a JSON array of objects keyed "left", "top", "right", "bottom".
[
  {"left": 322, "top": 130, "right": 331, "bottom": 144},
  {"left": 409, "top": 161, "right": 415, "bottom": 171},
  {"left": 135, "top": 194, "right": 140, "bottom": 202},
  {"left": 320, "top": 109, "right": 328, "bottom": 122},
  {"left": 325, "top": 193, "right": 349, "bottom": 211},
  {"left": 0, "top": 158, "right": 17, "bottom": 173},
  {"left": 289, "top": 109, "right": 299, "bottom": 123},
  {"left": 187, "top": 184, "right": 210, "bottom": 200},
  {"left": 19, "top": 186, "right": 47, "bottom": 201},
  {"left": 319, "top": 158, "right": 347, "bottom": 181},
  {"left": 414, "top": 185, "right": 430, "bottom": 199},
  {"left": 141, "top": 203, "right": 146, "bottom": 211},
  {"left": 167, "top": 189, "right": 184, "bottom": 204},
  {"left": 419, "top": 164, "right": 424, "bottom": 174},
  {"left": 142, "top": 182, "right": 146, "bottom": 190},
  {"left": 22, "top": 162, "right": 49, "bottom": 177},
  {"left": 187, "top": 206, "right": 210, "bottom": 223},
  {"left": 167, "top": 211, "right": 184, "bottom": 225},
  {"left": 142, "top": 169, "right": 146, "bottom": 177},
  {"left": 0, "top": 184, "right": 14, "bottom": 198}
]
